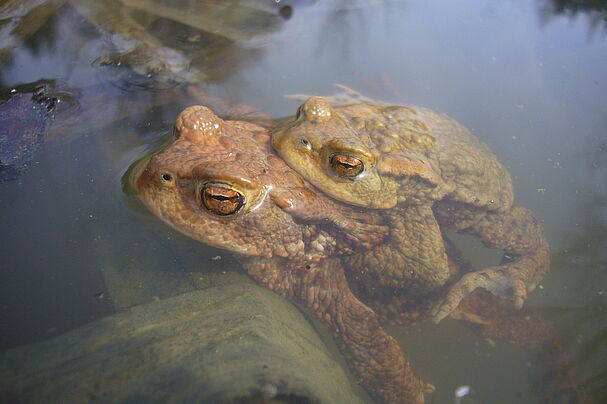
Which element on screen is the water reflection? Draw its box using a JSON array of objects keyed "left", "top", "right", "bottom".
[
  {"left": 72, "top": 0, "right": 287, "bottom": 83},
  {"left": 1, "top": 0, "right": 289, "bottom": 85},
  {"left": 0, "top": 0, "right": 66, "bottom": 63},
  {"left": 0, "top": 0, "right": 606, "bottom": 403},
  {"left": 538, "top": 0, "right": 607, "bottom": 34}
]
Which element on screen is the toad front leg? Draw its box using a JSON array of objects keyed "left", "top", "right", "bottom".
[
  {"left": 433, "top": 205, "right": 550, "bottom": 322},
  {"left": 245, "top": 257, "right": 434, "bottom": 404},
  {"left": 271, "top": 186, "right": 389, "bottom": 249}
]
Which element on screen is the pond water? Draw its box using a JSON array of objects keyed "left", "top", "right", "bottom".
[{"left": 1, "top": 0, "right": 606, "bottom": 403}]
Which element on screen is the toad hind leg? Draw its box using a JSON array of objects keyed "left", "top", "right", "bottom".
[
  {"left": 434, "top": 205, "right": 549, "bottom": 322},
  {"left": 245, "top": 257, "right": 434, "bottom": 404},
  {"left": 346, "top": 205, "right": 451, "bottom": 294}
]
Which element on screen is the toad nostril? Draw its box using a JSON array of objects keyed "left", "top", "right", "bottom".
[
  {"left": 162, "top": 173, "right": 173, "bottom": 182},
  {"left": 300, "top": 138, "right": 311, "bottom": 149}
]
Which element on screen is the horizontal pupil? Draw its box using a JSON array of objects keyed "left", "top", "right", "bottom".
[{"left": 212, "top": 195, "right": 237, "bottom": 201}]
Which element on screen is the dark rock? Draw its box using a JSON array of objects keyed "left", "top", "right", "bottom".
[
  {"left": 0, "top": 282, "right": 364, "bottom": 404},
  {"left": 0, "top": 85, "right": 57, "bottom": 182}
]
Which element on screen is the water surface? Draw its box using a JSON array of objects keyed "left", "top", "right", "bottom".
[{"left": 1, "top": 1, "right": 605, "bottom": 403}]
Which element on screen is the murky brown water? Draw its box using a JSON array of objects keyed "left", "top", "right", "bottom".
[{"left": 1, "top": 1, "right": 606, "bottom": 403}]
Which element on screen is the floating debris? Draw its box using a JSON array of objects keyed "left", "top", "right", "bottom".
[{"left": 454, "top": 385, "right": 472, "bottom": 404}]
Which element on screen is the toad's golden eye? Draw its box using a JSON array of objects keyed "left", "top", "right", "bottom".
[
  {"left": 330, "top": 154, "right": 364, "bottom": 178},
  {"left": 201, "top": 185, "right": 244, "bottom": 216}
]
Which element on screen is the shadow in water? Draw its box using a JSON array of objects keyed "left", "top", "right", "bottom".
[{"left": 549, "top": 134, "right": 607, "bottom": 402}]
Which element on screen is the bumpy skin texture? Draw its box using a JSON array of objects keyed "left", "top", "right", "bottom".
[
  {"left": 272, "top": 97, "right": 550, "bottom": 321},
  {"left": 136, "top": 106, "right": 433, "bottom": 404}
]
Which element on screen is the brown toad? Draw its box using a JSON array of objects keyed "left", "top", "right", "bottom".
[
  {"left": 136, "top": 105, "right": 435, "bottom": 404},
  {"left": 272, "top": 96, "right": 550, "bottom": 321}
]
